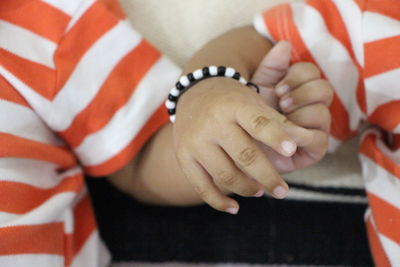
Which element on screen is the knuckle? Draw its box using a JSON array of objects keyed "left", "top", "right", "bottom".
[
  {"left": 193, "top": 186, "right": 209, "bottom": 200},
  {"left": 217, "top": 170, "right": 238, "bottom": 186},
  {"left": 302, "top": 62, "right": 321, "bottom": 78},
  {"left": 252, "top": 115, "right": 271, "bottom": 132},
  {"left": 237, "top": 147, "right": 258, "bottom": 167}
]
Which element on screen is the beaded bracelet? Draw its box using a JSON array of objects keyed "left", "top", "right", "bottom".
[{"left": 165, "top": 66, "right": 260, "bottom": 123}]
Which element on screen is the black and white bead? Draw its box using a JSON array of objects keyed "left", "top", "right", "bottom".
[{"left": 166, "top": 66, "right": 259, "bottom": 123}]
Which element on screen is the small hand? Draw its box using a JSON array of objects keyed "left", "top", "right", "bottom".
[
  {"left": 173, "top": 76, "right": 314, "bottom": 214},
  {"left": 251, "top": 41, "right": 333, "bottom": 173}
]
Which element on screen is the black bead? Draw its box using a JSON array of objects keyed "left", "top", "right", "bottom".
[
  {"left": 176, "top": 82, "right": 184, "bottom": 90},
  {"left": 167, "top": 108, "right": 176, "bottom": 115},
  {"left": 187, "top": 73, "right": 195, "bottom": 82},
  {"left": 217, "top": 66, "right": 226, "bottom": 76},
  {"left": 168, "top": 94, "right": 178, "bottom": 101},
  {"left": 202, "top": 67, "right": 210, "bottom": 77},
  {"left": 233, "top": 72, "right": 240, "bottom": 80}
]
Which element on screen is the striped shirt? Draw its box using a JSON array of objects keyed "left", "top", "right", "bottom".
[
  {"left": 0, "top": 0, "right": 180, "bottom": 266},
  {"left": 253, "top": 0, "right": 400, "bottom": 266}
]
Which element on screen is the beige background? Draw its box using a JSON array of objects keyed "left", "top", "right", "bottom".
[{"left": 119, "top": 0, "right": 363, "bottom": 201}]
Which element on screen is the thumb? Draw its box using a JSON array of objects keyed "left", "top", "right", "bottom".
[{"left": 251, "top": 41, "right": 292, "bottom": 87}]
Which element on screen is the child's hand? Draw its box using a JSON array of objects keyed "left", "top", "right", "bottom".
[
  {"left": 173, "top": 74, "right": 314, "bottom": 214},
  {"left": 251, "top": 41, "right": 333, "bottom": 173}
]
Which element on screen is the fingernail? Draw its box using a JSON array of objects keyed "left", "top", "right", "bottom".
[
  {"left": 225, "top": 207, "right": 239, "bottom": 215},
  {"left": 276, "top": 85, "right": 290, "bottom": 96},
  {"left": 273, "top": 186, "right": 288, "bottom": 199},
  {"left": 253, "top": 190, "right": 265, "bottom": 197},
  {"left": 281, "top": 140, "right": 296, "bottom": 155},
  {"left": 280, "top": 97, "right": 293, "bottom": 110}
]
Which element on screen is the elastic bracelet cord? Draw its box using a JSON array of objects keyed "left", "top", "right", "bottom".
[{"left": 165, "top": 66, "right": 259, "bottom": 123}]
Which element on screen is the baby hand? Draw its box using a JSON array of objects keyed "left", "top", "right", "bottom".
[
  {"left": 173, "top": 73, "right": 314, "bottom": 214},
  {"left": 252, "top": 41, "right": 333, "bottom": 173}
]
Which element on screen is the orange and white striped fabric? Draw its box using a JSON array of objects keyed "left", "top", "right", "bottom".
[
  {"left": 254, "top": 0, "right": 400, "bottom": 265},
  {"left": 0, "top": 0, "right": 180, "bottom": 266}
]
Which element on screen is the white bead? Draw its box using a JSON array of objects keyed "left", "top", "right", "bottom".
[
  {"left": 165, "top": 100, "right": 176, "bottom": 109},
  {"left": 170, "top": 87, "right": 180, "bottom": 97},
  {"left": 239, "top": 77, "right": 247, "bottom": 85},
  {"left": 225, "top": 67, "right": 235, "bottom": 77},
  {"left": 193, "top": 69, "right": 204, "bottom": 80},
  {"left": 170, "top": 115, "right": 176, "bottom": 123},
  {"left": 179, "top": 76, "right": 190, "bottom": 87},
  {"left": 209, "top": 66, "right": 218, "bottom": 76}
]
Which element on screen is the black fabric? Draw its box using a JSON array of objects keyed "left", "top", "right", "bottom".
[
  {"left": 87, "top": 178, "right": 373, "bottom": 266},
  {"left": 287, "top": 182, "right": 367, "bottom": 197}
]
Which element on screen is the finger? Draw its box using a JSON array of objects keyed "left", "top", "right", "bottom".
[
  {"left": 236, "top": 103, "right": 314, "bottom": 153},
  {"left": 196, "top": 144, "right": 265, "bottom": 197},
  {"left": 218, "top": 125, "right": 289, "bottom": 199},
  {"left": 251, "top": 41, "right": 292, "bottom": 87},
  {"left": 275, "top": 62, "right": 321, "bottom": 97},
  {"left": 279, "top": 79, "right": 334, "bottom": 113},
  {"left": 287, "top": 104, "right": 331, "bottom": 132},
  {"left": 292, "top": 130, "right": 329, "bottom": 166},
  {"left": 177, "top": 152, "right": 240, "bottom": 214}
]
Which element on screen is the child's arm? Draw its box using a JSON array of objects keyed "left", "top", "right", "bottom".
[{"left": 108, "top": 26, "right": 329, "bottom": 213}]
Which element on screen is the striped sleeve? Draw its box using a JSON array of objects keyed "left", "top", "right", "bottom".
[
  {"left": 253, "top": 0, "right": 365, "bottom": 151},
  {"left": 48, "top": 0, "right": 180, "bottom": 176}
]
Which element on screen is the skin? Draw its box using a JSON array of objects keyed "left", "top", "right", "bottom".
[{"left": 108, "top": 26, "right": 333, "bottom": 214}]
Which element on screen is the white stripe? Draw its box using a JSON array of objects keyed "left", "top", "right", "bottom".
[
  {"left": 285, "top": 188, "right": 367, "bottom": 203},
  {"left": 291, "top": 3, "right": 363, "bottom": 131},
  {"left": 0, "top": 66, "right": 52, "bottom": 124},
  {"left": 0, "top": 20, "right": 56, "bottom": 68},
  {"left": 0, "top": 254, "right": 63, "bottom": 267},
  {"left": 360, "top": 155, "right": 400, "bottom": 209},
  {"left": 70, "top": 231, "right": 111, "bottom": 267},
  {"left": 76, "top": 56, "right": 180, "bottom": 166},
  {"left": 331, "top": 0, "right": 364, "bottom": 67},
  {"left": 41, "top": 0, "right": 82, "bottom": 16},
  {"left": 380, "top": 233, "right": 400, "bottom": 267},
  {"left": 253, "top": 14, "right": 275, "bottom": 43},
  {"left": 365, "top": 68, "right": 400, "bottom": 115},
  {"left": 66, "top": 0, "right": 96, "bottom": 32},
  {"left": 0, "top": 158, "right": 60, "bottom": 188},
  {"left": 0, "top": 191, "right": 77, "bottom": 227},
  {"left": 364, "top": 12, "right": 400, "bottom": 43},
  {"left": 0, "top": 100, "right": 63, "bottom": 145},
  {"left": 49, "top": 20, "right": 142, "bottom": 131}
]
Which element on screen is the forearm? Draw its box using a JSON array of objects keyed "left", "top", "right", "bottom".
[{"left": 108, "top": 26, "right": 273, "bottom": 206}]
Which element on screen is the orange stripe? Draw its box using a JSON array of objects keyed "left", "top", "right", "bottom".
[
  {"left": 0, "top": 76, "right": 30, "bottom": 107},
  {"left": 368, "top": 193, "right": 400, "bottom": 245},
  {"left": 0, "top": 222, "right": 64, "bottom": 255},
  {"left": 84, "top": 103, "right": 169, "bottom": 176},
  {"left": 353, "top": 0, "right": 367, "bottom": 11},
  {"left": 306, "top": 0, "right": 367, "bottom": 113},
  {"left": 0, "top": 48, "right": 55, "bottom": 100},
  {"left": 0, "top": 133, "right": 77, "bottom": 169},
  {"left": 263, "top": 4, "right": 356, "bottom": 141},
  {"left": 0, "top": 173, "right": 83, "bottom": 214},
  {"left": 360, "top": 133, "right": 400, "bottom": 179},
  {"left": 59, "top": 40, "right": 160, "bottom": 148},
  {"left": 0, "top": 0, "right": 70, "bottom": 43},
  {"left": 366, "top": 0, "right": 400, "bottom": 20},
  {"left": 366, "top": 216, "right": 392, "bottom": 267},
  {"left": 365, "top": 36, "right": 400, "bottom": 78},
  {"left": 369, "top": 100, "right": 400, "bottom": 132},
  {"left": 65, "top": 194, "right": 97, "bottom": 266},
  {"left": 54, "top": 1, "right": 119, "bottom": 98},
  {"left": 100, "top": 0, "right": 126, "bottom": 19}
]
